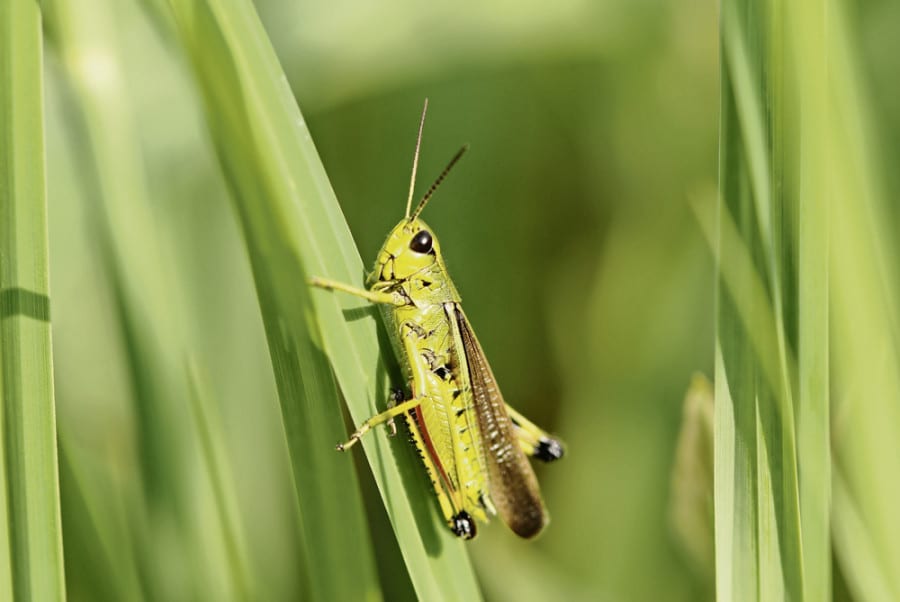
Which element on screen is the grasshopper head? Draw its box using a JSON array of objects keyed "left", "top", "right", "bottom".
[
  {"left": 369, "top": 218, "right": 442, "bottom": 284},
  {"left": 368, "top": 100, "right": 465, "bottom": 286}
]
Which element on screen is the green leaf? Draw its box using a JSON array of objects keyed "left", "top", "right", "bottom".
[
  {"left": 0, "top": 1, "right": 67, "bottom": 599},
  {"left": 164, "top": 0, "right": 481, "bottom": 599}
]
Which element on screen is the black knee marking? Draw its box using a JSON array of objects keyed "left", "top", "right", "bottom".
[
  {"left": 451, "top": 511, "right": 477, "bottom": 540},
  {"left": 535, "top": 438, "right": 565, "bottom": 463}
]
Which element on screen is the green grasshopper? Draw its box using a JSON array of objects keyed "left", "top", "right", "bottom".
[{"left": 311, "top": 100, "right": 564, "bottom": 539}]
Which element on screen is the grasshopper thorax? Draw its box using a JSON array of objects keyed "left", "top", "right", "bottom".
[{"left": 368, "top": 218, "right": 443, "bottom": 284}]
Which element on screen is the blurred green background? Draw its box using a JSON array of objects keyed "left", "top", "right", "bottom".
[{"left": 27, "top": 0, "right": 900, "bottom": 600}]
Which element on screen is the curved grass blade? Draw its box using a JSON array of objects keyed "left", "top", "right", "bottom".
[
  {"left": 163, "top": 1, "right": 482, "bottom": 598},
  {"left": 0, "top": 1, "right": 66, "bottom": 599}
]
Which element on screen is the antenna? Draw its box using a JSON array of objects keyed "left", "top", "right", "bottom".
[
  {"left": 409, "top": 144, "right": 469, "bottom": 222},
  {"left": 405, "top": 99, "right": 429, "bottom": 218}
]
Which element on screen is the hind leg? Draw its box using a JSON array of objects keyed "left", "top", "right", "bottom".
[{"left": 506, "top": 404, "right": 566, "bottom": 463}]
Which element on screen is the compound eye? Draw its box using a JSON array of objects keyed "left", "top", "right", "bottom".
[{"left": 409, "top": 230, "right": 433, "bottom": 254}]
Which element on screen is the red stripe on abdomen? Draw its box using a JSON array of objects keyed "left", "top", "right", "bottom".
[{"left": 412, "top": 406, "right": 455, "bottom": 493}]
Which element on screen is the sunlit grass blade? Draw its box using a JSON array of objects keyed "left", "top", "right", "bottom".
[
  {"left": 44, "top": 0, "right": 191, "bottom": 514},
  {"left": 186, "top": 359, "right": 254, "bottom": 601},
  {"left": 787, "top": 0, "right": 830, "bottom": 598},
  {"left": 695, "top": 192, "right": 783, "bottom": 600},
  {"left": 832, "top": 469, "right": 896, "bottom": 602},
  {"left": 164, "top": 1, "right": 482, "bottom": 598},
  {"left": 163, "top": 3, "right": 379, "bottom": 599},
  {"left": 0, "top": 1, "right": 67, "bottom": 599},
  {"left": 711, "top": 0, "right": 832, "bottom": 597},
  {"left": 826, "top": 1, "right": 900, "bottom": 598},
  {"left": 44, "top": 3, "right": 198, "bottom": 599}
]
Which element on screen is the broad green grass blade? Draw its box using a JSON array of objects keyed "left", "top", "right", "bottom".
[
  {"left": 713, "top": 0, "right": 831, "bottom": 598},
  {"left": 164, "top": 3, "right": 379, "bottom": 599},
  {"left": 164, "top": 1, "right": 482, "bottom": 599},
  {"left": 717, "top": 7, "right": 793, "bottom": 592},
  {"left": 0, "top": 1, "right": 67, "bottom": 599}
]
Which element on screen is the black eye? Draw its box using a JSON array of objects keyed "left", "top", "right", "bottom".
[{"left": 409, "top": 230, "right": 433, "bottom": 254}]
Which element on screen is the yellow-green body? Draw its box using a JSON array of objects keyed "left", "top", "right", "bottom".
[
  {"left": 310, "top": 102, "right": 564, "bottom": 539},
  {"left": 371, "top": 219, "right": 492, "bottom": 525},
  {"left": 314, "top": 216, "right": 564, "bottom": 539}
]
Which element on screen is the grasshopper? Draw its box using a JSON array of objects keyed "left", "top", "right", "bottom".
[{"left": 311, "top": 100, "right": 564, "bottom": 539}]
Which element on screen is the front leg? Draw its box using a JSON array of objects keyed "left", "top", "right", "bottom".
[
  {"left": 310, "top": 276, "right": 406, "bottom": 306},
  {"left": 336, "top": 396, "right": 421, "bottom": 451},
  {"left": 336, "top": 394, "right": 429, "bottom": 451}
]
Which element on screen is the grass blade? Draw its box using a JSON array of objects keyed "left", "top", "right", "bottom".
[
  {"left": 832, "top": 469, "right": 896, "bottom": 602},
  {"left": 57, "top": 435, "right": 144, "bottom": 602},
  {"left": 164, "top": 1, "right": 482, "bottom": 598},
  {"left": 0, "top": 1, "right": 67, "bottom": 599},
  {"left": 44, "top": 2, "right": 201, "bottom": 597},
  {"left": 827, "top": 1, "right": 900, "bottom": 597},
  {"left": 186, "top": 359, "right": 254, "bottom": 601},
  {"left": 712, "top": 0, "right": 831, "bottom": 597},
  {"left": 788, "top": 0, "right": 830, "bottom": 598},
  {"left": 165, "top": 3, "right": 380, "bottom": 598}
]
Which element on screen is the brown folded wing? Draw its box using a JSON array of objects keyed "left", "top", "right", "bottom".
[{"left": 455, "top": 307, "right": 547, "bottom": 538}]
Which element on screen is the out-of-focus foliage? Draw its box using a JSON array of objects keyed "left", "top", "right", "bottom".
[{"left": 16, "top": 0, "right": 899, "bottom": 599}]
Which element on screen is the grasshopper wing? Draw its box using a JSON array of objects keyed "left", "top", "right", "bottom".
[{"left": 455, "top": 307, "right": 548, "bottom": 538}]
